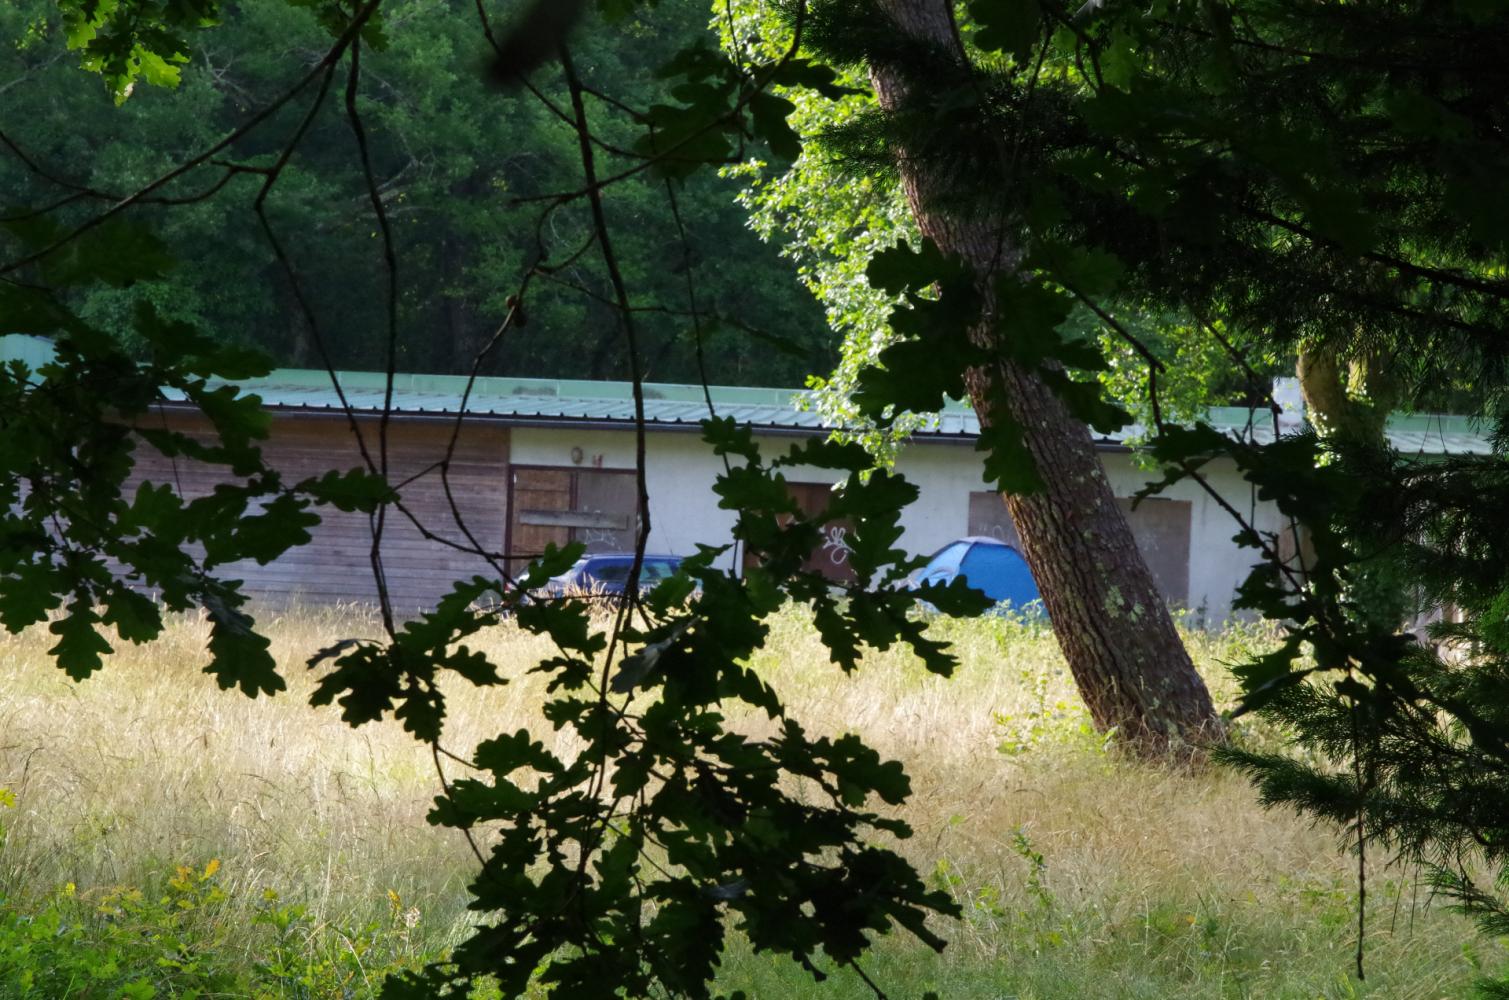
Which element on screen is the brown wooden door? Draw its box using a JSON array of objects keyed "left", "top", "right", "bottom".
[
  {"left": 507, "top": 467, "right": 637, "bottom": 574},
  {"left": 742, "top": 481, "right": 857, "bottom": 584}
]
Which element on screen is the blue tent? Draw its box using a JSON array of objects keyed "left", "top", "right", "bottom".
[{"left": 911, "top": 537, "right": 1042, "bottom": 613}]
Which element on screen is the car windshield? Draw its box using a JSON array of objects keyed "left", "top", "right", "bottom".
[{"left": 586, "top": 559, "right": 678, "bottom": 584}]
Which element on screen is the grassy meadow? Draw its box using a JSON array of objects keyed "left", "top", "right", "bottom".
[{"left": 0, "top": 606, "right": 1499, "bottom": 998}]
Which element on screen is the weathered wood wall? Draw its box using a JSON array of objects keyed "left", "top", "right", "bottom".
[{"left": 130, "top": 410, "right": 510, "bottom": 612}]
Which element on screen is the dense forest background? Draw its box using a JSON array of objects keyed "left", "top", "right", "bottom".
[
  {"left": 6, "top": 0, "right": 1497, "bottom": 420},
  {"left": 0, "top": 0, "right": 836, "bottom": 385}
]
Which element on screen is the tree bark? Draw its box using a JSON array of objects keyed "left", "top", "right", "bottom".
[
  {"left": 868, "top": 0, "right": 1220, "bottom": 754},
  {"left": 280, "top": 267, "right": 316, "bottom": 369},
  {"left": 443, "top": 176, "right": 489, "bottom": 374},
  {"left": 1296, "top": 343, "right": 1396, "bottom": 445},
  {"left": 442, "top": 232, "right": 484, "bottom": 374}
]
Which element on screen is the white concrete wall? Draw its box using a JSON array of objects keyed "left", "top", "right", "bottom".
[
  {"left": 1179, "top": 457, "right": 1287, "bottom": 621},
  {"left": 508, "top": 425, "right": 1281, "bottom": 622},
  {"left": 890, "top": 445, "right": 1276, "bottom": 622}
]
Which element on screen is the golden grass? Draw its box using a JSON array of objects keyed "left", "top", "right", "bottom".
[{"left": 0, "top": 605, "right": 1498, "bottom": 998}]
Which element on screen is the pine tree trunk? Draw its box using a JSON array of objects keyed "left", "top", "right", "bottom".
[
  {"left": 442, "top": 233, "right": 482, "bottom": 374},
  {"left": 443, "top": 176, "right": 487, "bottom": 374},
  {"left": 868, "top": 0, "right": 1220, "bottom": 754}
]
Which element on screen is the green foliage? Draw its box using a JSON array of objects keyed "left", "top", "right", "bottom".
[
  {"left": 2, "top": 321, "right": 260, "bottom": 687},
  {"left": 1008, "top": 828, "right": 1052, "bottom": 911},
  {"left": 627, "top": 42, "right": 852, "bottom": 227},
  {"left": 765, "top": 0, "right": 1509, "bottom": 988},
  {"left": 0, "top": 308, "right": 403, "bottom": 695},
  {"left": 779, "top": 4, "right": 1509, "bottom": 982},
  {"left": 0, "top": 862, "right": 476, "bottom": 1000},
  {"left": 12, "top": 0, "right": 1509, "bottom": 995},
  {"left": 992, "top": 662, "right": 1106, "bottom": 759},
  {"left": 0, "top": 0, "right": 835, "bottom": 387},
  {"left": 1148, "top": 422, "right": 1509, "bottom": 990},
  {"left": 310, "top": 575, "right": 518, "bottom": 739},
  {"left": 0, "top": 866, "right": 234, "bottom": 998},
  {"left": 356, "top": 420, "right": 983, "bottom": 998},
  {"left": 56, "top": 0, "right": 221, "bottom": 100}
]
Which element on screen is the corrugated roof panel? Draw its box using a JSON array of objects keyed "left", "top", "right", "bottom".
[
  {"left": 169, "top": 368, "right": 1494, "bottom": 455},
  {"left": 1386, "top": 430, "right": 1493, "bottom": 456}
]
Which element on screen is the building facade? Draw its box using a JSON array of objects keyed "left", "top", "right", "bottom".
[{"left": 4, "top": 338, "right": 1487, "bottom": 623}]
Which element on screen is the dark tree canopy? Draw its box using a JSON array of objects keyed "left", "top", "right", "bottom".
[{"left": 0, "top": 0, "right": 836, "bottom": 384}]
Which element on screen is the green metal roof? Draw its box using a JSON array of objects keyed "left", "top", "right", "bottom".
[
  {"left": 236, "top": 367, "right": 809, "bottom": 408},
  {"left": 173, "top": 367, "right": 1489, "bottom": 455},
  {"left": 1203, "top": 406, "right": 1493, "bottom": 456},
  {"left": 0, "top": 334, "right": 58, "bottom": 370},
  {"left": 1, "top": 334, "right": 1490, "bottom": 455},
  {"left": 177, "top": 368, "right": 839, "bottom": 434}
]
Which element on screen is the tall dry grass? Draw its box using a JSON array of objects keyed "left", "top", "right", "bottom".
[{"left": 0, "top": 605, "right": 1497, "bottom": 997}]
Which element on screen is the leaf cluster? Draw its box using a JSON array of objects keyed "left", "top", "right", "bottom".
[
  {"left": 1147, "top": 419, "right": 1509, "bottom": 987},
  {"left": 1, "top": 267, "right": 391, "bottom": 693},
  {"left": 293, "top": 420, "right": 992, "bottom": 999}
]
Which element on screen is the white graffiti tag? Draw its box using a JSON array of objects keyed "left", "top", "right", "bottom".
[
  {"left": 582, "top": 527, "right": 618, "bottom": 549},
  {"left": 821, "top": 525, "right": 853, "bottom": 565}
]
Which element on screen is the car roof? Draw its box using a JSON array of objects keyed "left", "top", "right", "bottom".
[{"left": 578, "top": 553, "right": 681, "bottom": 562}]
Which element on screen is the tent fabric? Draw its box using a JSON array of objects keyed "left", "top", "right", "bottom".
[{"left": 912, "top": 537, "right": 1042, "bottom": 613}]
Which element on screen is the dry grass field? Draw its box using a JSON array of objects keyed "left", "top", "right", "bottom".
[{"left": 0, "top": 606, "right": 1499, "bottom": 997}]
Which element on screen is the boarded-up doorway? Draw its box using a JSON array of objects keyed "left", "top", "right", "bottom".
[
  {"left": 966, "top": 491, "right": 1192, "bottom": 605},
  {"left": 507, "top": 466, "right": 637, "bottom": 574},
  {"left": 743, "top": 481, "right": 857, "bottom": 584}
]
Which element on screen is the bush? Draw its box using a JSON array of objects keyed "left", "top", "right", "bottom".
[
  {"left": 0, "top": 861, "right": 241, "bottom": 998},
  {"left": 0, "top": 860, "right": 479, "bottom": 999}
]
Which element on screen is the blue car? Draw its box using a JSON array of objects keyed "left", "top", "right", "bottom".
[
  {"left": 909, "top": 537, "right": 1042, "bottom": 613},
  {"left": 546, "top": 553, "right": 683, "bottom": 598}
]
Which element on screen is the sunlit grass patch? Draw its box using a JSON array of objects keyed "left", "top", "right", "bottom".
[{"left": 0, "top": 605, "right": 1497, "bottom": 997}]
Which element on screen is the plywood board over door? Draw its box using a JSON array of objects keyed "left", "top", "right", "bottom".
[
  {"left": 742, "top": 481, "right": 857, "bottom": 584},
  {"left": 1119, "top": 496, "right": 1193, "bottom": 605},
  {"left": 506, "top": 466, "right": 637, "bottom": 575},
  {"left": 967, "top": 492, "right": 1021, "bottom": 549},
  {"left": 966, "top": 491, "right": 1192, "bottom": 605}
]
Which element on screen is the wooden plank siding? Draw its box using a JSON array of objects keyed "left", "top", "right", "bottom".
[{"left": 127, "top": 411, "right": 510, "bottom": 612}]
